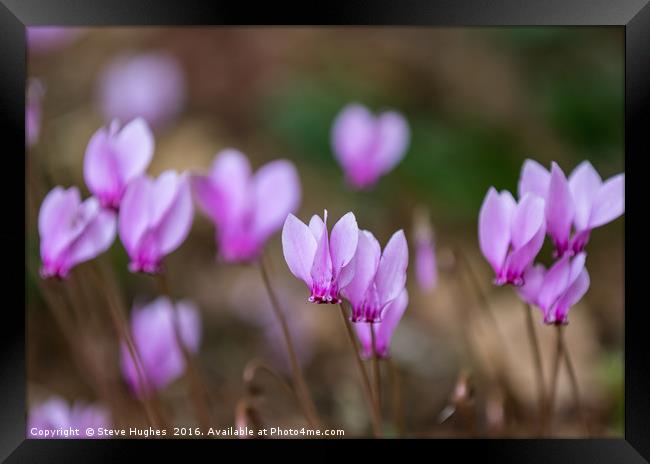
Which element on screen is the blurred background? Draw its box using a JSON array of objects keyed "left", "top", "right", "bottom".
[{"left": 26, "top": 27, "right": 624, "bottom": 437}]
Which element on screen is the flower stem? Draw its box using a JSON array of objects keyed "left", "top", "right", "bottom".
[
  {"left": 338, "top": 303, "right": 382, "bottom": 437},
  {"left": 558, "top": 326, "right": 589, "bottom": 436},
  {"left": 546, "top": 325, "right": 564, "bottom": 435},
  {"left": 387, "top": 357, "right": 405, "bottom": 436},
  {"left": 522, "top": 302, "right": 546, "bottom": 434},
  {"left": 90, "top": 268, "right": 162, "bottom": 428},
  {"left": 156, "top": 271, "right": 213, "bottom": 430},
  {"left": 258, "top": 258, "right": 320, "bottom": 427},
  {"left": 243, "top": 358, "right": 296, "bottom": 399},
  {"left": 370, "top": 324, "right": 382, "bottom": 420}
]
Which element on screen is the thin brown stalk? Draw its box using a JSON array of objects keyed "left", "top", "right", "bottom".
[
  {"left": 338, "top": 303, "right": 382, "bottom": 437},
  {"left": 546, "top": 325, "right": 563, "bottom": 435},
  {"left": 558, "top": 327, "right": 589, "bottom": 436},
  {"left": 87, "top": 265, "right": 162, "bottom": 428},
  {"left": 258, "top": 258, "right": 320, "bottom": 427},
  {"left": 386, "top": 357, "right": 405, "bottom": 436},
  {"left": 370, "top": 324, "right": 382, "bottom": 419},
  {"left": 243, "top": 358, "right": 296, "bottom": 399},
  {"left": 156, "top": 271, "right": 212, "bottom": 430},
  {"left": 523, "top": 302, "right": 546, "bottom": 433}
]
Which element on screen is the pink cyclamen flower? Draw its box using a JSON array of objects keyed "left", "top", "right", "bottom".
[
  {"left": 518, "top": 159, "right": 625, "bottom": 256},
  {"left": 415, "top": 239, "right": 437, "bottom": 292},
  {"left": 412, "top": 210, "right": 438, "bottom": 292},
  {"left": 97, "top": 52, "right": 186, "bottom": 129},
  {"left": 517, "top": 252, "right": 590, "bottom": 325},
  {"left": 119, "top": 171, "right": 194, "bottom": 273},
  {"left": 354, "top": 289, "right": 408, "bottom": 359},
  {"left": 28, "top": 396, "right": 110, "bottom": 439},
  {"left": 341, "top": 229, "right": 409, "bottom": 322},
  {"left": 84, "top": 118, "right": 154, "bottom": 210},
  {"left": 282, "top": 210, "right": 359, "bottom": 304},
  {"left": 27, "top": 27, "right": 82, "bottom": 54},
  {"left": 479, "top": 188, "right": 546, "bottom": 286},
  {"left": 121, "top": 297, "right": 201, "bottom": 396},
  {"left": 39, "top": 186, "right": 117, "bottom": 279},
  {"left": 332, "top": 103, "right": 410, "bottom": 189},
  {"left": 193, "top": 149, "right": 300, "bottom": 263},
  {"left": 26, "top": 79, "right": 44, "bottom": 147}
]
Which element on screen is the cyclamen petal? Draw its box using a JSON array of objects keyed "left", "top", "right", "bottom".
[
  {"left": 341, "top": 230, "right": 381, "bottom": 321},
  {"left": 545, "top": 163, "right": 575, "bottom": 256},
  {"left": 282, "top": 214, "right": 318, "bottom": 287},
  {"left": 518, "top": 253, "right": 588, "bottom": 325},
  {"left": 282, "top": 211, "right": 358, "bottom": 304},
  {"left": 118, "top": 171, "right": 193, "bottom": 274},
  {"left": 332, "top": 103, "right": 410, "bottom": 189},
  {"left": 28, "top": 397, "right": 110, "bottom": 439},
  {"left": 26, "top": 79, "right": 43, "bottom": 147},
  {"left": 415, "top": 238, "right": 438, "bottom": 291},
  {"left": 479, "top": 188, "right": 542, "bottom": 286},
  {"left": 329, "top": 212, "right": 360, "bottom": 283},
  {"left": 478, "top": 188, "right": 514, "bottom": 276},
  {"left": 39, "top": 186, "right": 117, "bottom": 279},
  {"left": 354, "top": 289, "right": 408, "bottom": 359},
  {"left": 589, "top": 174, "right": 625, "bottom": 229},
  {"left": 98, "top": 52, "right": 186, "bottom": 129},
  {"left": 121, "top": 297, "right": 201, "bottom": 396},
  {"left": 83, "top": 118, "right": 154, "bottom": 210},
  {"left": 192, "top": 150, "right": 301, "bottom": 263},
  {"left": 252, "top": 160, "right": 301, "bottom": 243},
  {"left": 517, "top": 159, "right": 624, "bottom": 256},
  {"left": 518, "top": 159, "right": 550, "bottom": 199},
  {"left": 374, "top": 230, "right": 409, "bottom": 311},
  {"left": 568, "top": 161, "right": 602, "bottom": 232},
  {"left": 341, "top": 229, "right": 409, "bottom": 322}
]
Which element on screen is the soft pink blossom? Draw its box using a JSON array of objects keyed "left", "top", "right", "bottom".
[
  {"left": 479, "top": 188, "right": 546, "bottom": 286},
  {"left": 354, "top": 289, "right": 408, "bottom": 359},
  {"left": 517, "top": 253, "right": 590, "bottom": 325},
  {"left": 518, "top": 159, "right": 624, "bottom": 256},
  {"left": 39, "top": 186, "right": 117, "bottom": 279},
  {"left": 193, "top": 149, "right": 300, "bottom": 263},
  {"left": 341, "top": 229, "right": 408, "bottom": 322},
  {"left": 84, "top": 118, "right": 154, "bottom": 210},
  {"left": 282, "top": 210, "right": 358, "bottom": 304},
  {"left": 332, "top": 103, "right": 409, "bottom": 189},
  {"left": 121, "top": 297, "right": 201, "bottom": 396},
  {"left": 118, "top": 171, "right": 193, "bottom": 273},
  {"left": 97, "top": 52, "right": 186, "bottom": 129}
]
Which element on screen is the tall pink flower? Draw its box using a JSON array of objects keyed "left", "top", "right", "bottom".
[
  {"left": 39, "top": 186, "right": 117, "bottom": 279},
  {"left": 331, "top": 103, "right": 409, "bottom": 189},
  {"left": 26, "top": 79, "right": 43, "bottom": 147},
  {"left": 83, "top": 118, "right": 154, "bottom": 210},
  {"left": 97, "top": 52, "right": 186, "bottom": 129},
  {"left": 27, "top": 27, "right": 82, "bottom": 54},
  {"left": 28, "top": 396, "right": 110, "bottom": 439},
  {"left": 118, "top": 171, "right": 193, "bottom": 273},
  {"left": 341, "top": 229, "right": 408, "bottom": 322},
  {"left": 121, "top": 297, "right": 201, "bottom": 396},
  {"left": 413, "top": 210, "right": 438, "bottom": 292},
  {"left": 282, "top": 210, "right": 359, "bottom": 304},
  {"left": 517, "top": 253, "right": 590, "bottom": 325},
  {"left": 193, "top": 149, "right": 301, "bottom": 263},
  {"left": 518, "top": 159, "right": 624, "bottom": 256},
  {"left": 354, "top": 289, "right": 408, "bottom": 359},
  {"left": 479, "top": 188, "right": 546, "bottom": 286}
]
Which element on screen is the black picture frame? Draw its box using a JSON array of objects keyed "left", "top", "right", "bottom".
[{"left": 2, "top": 0, "right": 648, "bottom": 461}]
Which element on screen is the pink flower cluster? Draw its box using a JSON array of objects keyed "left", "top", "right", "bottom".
[
  {"left": 38, "top": 118, "right": 194, "bottom": 278},
  {"left": 282, "top": 210, "right": 409, "bottom": 358},
  {"left": 479, "top": 159, "right": 624, "bottom": 325}
]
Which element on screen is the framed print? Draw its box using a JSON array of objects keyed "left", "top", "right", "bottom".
[{"left": 1, "top": 0, "right": 649, "bottom": 461}]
